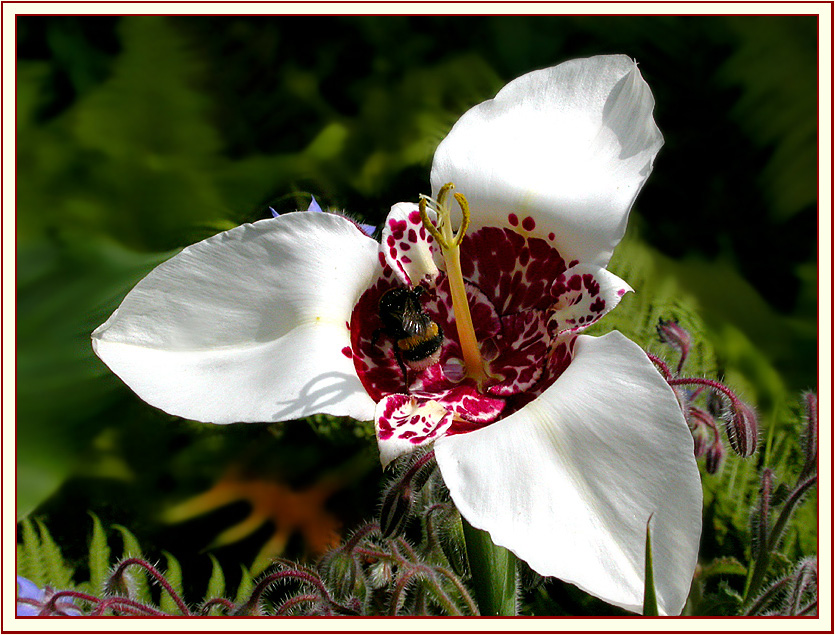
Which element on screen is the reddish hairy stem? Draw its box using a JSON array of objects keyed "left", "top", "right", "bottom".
[
  {"left": 198, "top": 597, "right": 236, "bottom": 615},
  {"left": 342, "top": 522, "right": 380, "bottom": 553},
  {"left": 645, "top": 352, "right": 673, "bottom": 379},
  {"left": 276, "top": 593, "right": 320, "bottom": 615},
  {"left": 111, "top": 557, "right": 190, "bottom": 615},
  {"left": 667, "top": 377, "right": 739, "bottom": 404},
  {"left": 89, "top": 596, "right": 170, "bottom": 616}
]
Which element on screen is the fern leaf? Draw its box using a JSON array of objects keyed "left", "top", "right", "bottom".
[
  {"left": 159, "top": 551, "right": 184, "bottom": 614},
  {"left": 87, "top": 512, "right": 110, "bottom": 592},
  {"left": 34, "top": 519, "right": 74, "bottom": 590},
  {"left": 234, "top": 564, "right": 255, "bottom": 605},
  {"left": 202, "top": 554, "right": 227, "bottom": 614},
  {"left": 204, "top": 554, "right": 226, "bottom": 601},
  {"left": 17, "top": 517, "right": 43, "bottom": 585}
]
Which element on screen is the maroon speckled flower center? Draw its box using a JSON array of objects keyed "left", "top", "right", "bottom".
[
  {"left": 349, "top": 222, "right": 589, "bottom": 446},
  {"left": 342, "top": 202, "right": 629, "bottom": 462}
]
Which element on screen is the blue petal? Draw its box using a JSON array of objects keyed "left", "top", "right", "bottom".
[
  {"left": 307, "top": 196, "right": 324, "bottom": 213},
  {"left": 16, "top": 576, "right": 43, "bottom": 616},
  {"left": 16, "top": 576, "right": 43, "bottom": 601},
  {"left": 358, "top": 223, "right": 376, "bottom": 237}
]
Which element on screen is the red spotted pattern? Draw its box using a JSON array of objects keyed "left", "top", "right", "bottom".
[
  {"left": 382, "top": 205, "right": 439, "bottom": 286},
  {"left": 548, "top": 264, "right": 631, "bottom": 336},
  {"left": 351, "top": 213, "right": 625, "bottom": 463},
  {"left": 459, "top": 227, "right": 567, "bottom": 314},
  {"left": 486, "top": 311, "right": 551, "bottom": 397},
  {"left": 376, "top": 394, "right": 454, "bottom": 446}
]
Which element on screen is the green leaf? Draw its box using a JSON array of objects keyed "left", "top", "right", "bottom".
[
  {"left": 18, "top": 518, "right": 41, "bottom": 584},
  {"left": 461, "top": 518, "right": 517, "bottom": 616},
  {"left": 203, "top": 554, "right": 227, "bottom": 610},
  {"left": 642, "top": 515, "right": 659, "bottom": 616},
  {"left": 34, "top": 520, "right": 74, "bottom": 590},
  {"left": 87, "top": 512, "right": 110, "bottom": 592},
  {"left": 705, "top": 581, "right": 745, "bottom": 616},
  {"left": 159, "top": 551, "right": 184, "bottom": 614},
  {"left": 234, "top": 564, "right": 255, "bottom": 605},
  {"left": 16, "top": 237, "right": 172, "bottom": 517}
]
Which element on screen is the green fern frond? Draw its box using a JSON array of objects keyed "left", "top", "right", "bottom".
[
  {"left": 203, "top": 554, "right": 227, "bottom": 612},
  {"left": 235, "top": 564, "right": 256, "bottom": 605},
  {"left": 17, "top": 517, "right": 75, "bottom": 589},
  {"left": 87, "top": 512, "right": 111, "bottom": 593},
  {"left": 159, "top": 551, "right": 185, "bottom": 613}
]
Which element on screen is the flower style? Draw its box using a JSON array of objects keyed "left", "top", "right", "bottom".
[{"left": 92, "top": 55, "right": 702, "bottom": 615}]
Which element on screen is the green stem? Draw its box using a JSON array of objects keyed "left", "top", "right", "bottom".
[{"left": 461, "top": 518, "right": 517, "bottom": 616}]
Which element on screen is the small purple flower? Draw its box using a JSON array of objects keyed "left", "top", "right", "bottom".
[
  {"left": 16, "top": 576, "right": 82, "bottom": 616},
  {"left": 273, "top": 196, "right": 376, "bottom": 236},
  {"left": 307, "top": 195, "right": 324, "bottom": 213}
]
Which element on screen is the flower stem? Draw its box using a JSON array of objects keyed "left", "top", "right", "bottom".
[{"left": 461, "top": 517, "right": 517, "bottom": 615}]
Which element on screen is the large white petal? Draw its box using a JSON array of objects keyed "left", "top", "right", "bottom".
[
  {"left": 431, "top": 55, "right": 663, "bottom": 268},
  {"left": 434, "top": 332, "right": 701, "bottom": 615},
  {"left": 92, "top": 212, "right": 380, "bottom": 423}
]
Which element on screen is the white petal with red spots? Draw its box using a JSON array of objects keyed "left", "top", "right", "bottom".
[
  {"left": 549, "top": 264, "right": 632, "bottom": 335},
  {"left": 459, "top": 227, "right": 567, "bottom": 314},
  {"left": 375, "top": 393, "right": 454, "bottom": 465},
  {"left": 486, "top": 310, "right": 551, "bottom": 397},
  {"left": 381, "top": 203, "right": 440, "bottom": 287}
]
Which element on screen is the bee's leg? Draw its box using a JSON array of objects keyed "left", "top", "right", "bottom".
[{"left": 393, "top": 349, "right": 411, "bottom": 394}]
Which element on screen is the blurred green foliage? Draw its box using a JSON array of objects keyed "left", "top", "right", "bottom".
[{"left": 16, "top": 15, "right": 817, "bottom": 614}]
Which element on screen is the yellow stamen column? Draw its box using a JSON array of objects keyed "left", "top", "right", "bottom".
[{"left": 419, "top": 183, "right": 489, "bottom": 385}]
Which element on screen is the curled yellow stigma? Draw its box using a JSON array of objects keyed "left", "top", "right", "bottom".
[{"left": 419, "top": 183, "right": 488, "bottom": 384}]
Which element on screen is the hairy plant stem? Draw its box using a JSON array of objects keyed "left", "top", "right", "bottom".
[{"left": 743, "top": 474, "right": 818, "bottom": 605}]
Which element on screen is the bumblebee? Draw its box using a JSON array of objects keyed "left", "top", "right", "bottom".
[{"left": 378, "top": 286, "right": 444, "bottom": 374}]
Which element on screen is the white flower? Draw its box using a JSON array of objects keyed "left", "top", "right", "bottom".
[{"left": 92, "top": 55, "right": 702, "bottom": 615}]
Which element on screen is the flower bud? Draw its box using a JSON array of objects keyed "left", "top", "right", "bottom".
[
  {"left": 706, "top": 389, "right": 725, "bottom": 418},
  {"left": 691, "top": 428, "right": 710, "bottom": 458},
  {"left": 104, "top": 559, "right": 142, "bottom": 598},
  {"left": 705, "top": 441, "right": 725, "bottom": 474},
  {"left": 368, "top": 559, "right": 394, "bottom": 589},
  {"left": 319, "top": 549, "right": 365, "bottom": 601},
  {"left": 379, "top": 450, "right": 437, "bottom": 538},
  {"left": 380, "top": 483, "right": 413, "bottom": 538},
  {"left": 725, "top": 399, "right": 759, "bottom": 457},
  {"left": 428, "top": 505, "right": 468, "bottom": 578},
  {"left": 788, "top": 557, "right": 817, "bottom": 612},
  {"left": 687, "top": 407, "right": 718, "bottom": 459},
  {"left": 656, "top": 318, "right": 691, "bottom": 371}
]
